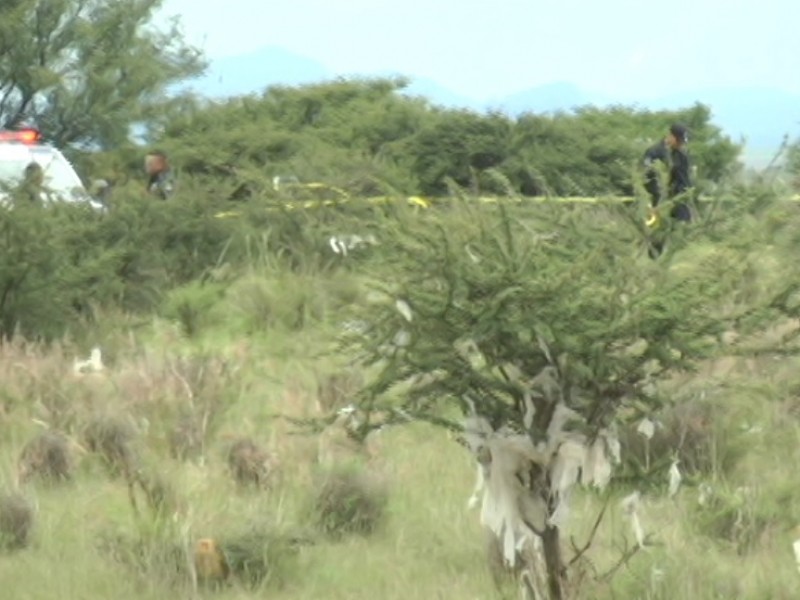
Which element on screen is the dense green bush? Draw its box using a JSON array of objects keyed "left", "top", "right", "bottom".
[
  {"left": 0, "top": 199, "right": 116, "bottom": 340},
  {"left": 0, "top": 177, "right": 384, "bottom": 340},
  {"left": 150, "top": 79, "right": 743, "bottom": 200}
]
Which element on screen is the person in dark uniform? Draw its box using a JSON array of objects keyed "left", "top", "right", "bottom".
[
  {"left": 643, "top": 123, "right": 692, "bottom": 221},
  {"left": 144, "top": 150, "right": 175, "bottom": 199},
  {"left": 643, "top": 124, "right": 692, "bottom": 257}
]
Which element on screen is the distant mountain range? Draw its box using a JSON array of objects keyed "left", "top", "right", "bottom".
[{"left": 186, "top": 46, "right": 800, "bottom": 168}]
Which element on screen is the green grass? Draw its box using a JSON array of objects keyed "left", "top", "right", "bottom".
[{"left": 1, "top": 264, "right": 799, "bottom": 599}]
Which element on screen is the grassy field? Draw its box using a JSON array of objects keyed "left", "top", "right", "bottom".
[{"left": 1, "top": 289, "right": 798, "bottom": 600}]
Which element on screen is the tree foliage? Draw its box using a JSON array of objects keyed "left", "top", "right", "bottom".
[
  {"left": 327, "top": 185, "right": 800, "bottom": 598},
  {"left": 152, "top": 78, "right": 426, "bottom": 198},
  {"left": 0, "top": 0, "right": 204, "bottom": 148},
  {"left": 787, "top": 136, "right": 800, "bottom": 190},
  {"left": 148, "top": 78, "right": 742, "bottom": 200},
  {"left": 343, "top": 197, "right": 762, "bottom": 436}
]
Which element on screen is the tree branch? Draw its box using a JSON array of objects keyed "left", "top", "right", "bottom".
[
  {"left": 595, "top": 533, "right": 654, "bottom": 583},
  {"left": 567, "top": 492, "right": 611, "bottom": 568}
]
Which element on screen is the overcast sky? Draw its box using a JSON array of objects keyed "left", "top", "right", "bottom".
[{"left": 160, "top": 0, "right": 798, "bottom": 102}]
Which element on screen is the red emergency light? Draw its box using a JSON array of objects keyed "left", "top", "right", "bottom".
[{"left": 0, "top": 128, "right": 42, "bottom": 144}]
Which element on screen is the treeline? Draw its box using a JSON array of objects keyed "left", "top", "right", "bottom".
[
  {"left": 153, "top": 78, "right": 743, "bottom": 199},
  {"left": 0, "top": 1, "right": 789, "bottom": 200},
  {"left": 79, "top": 78, "right": 743, "bottom": 201}
]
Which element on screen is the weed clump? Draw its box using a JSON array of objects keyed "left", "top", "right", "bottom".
[
  {"left": 168, "top": 413, "right": 204, "bottom": 462},
  {"left": 129, "top": 467, "right": 184, "bottom": 521},
  {"left": 17, "top": 430, "right": 73, "bottom": 484},
  {"left": 97, "top": 527, "right": 187, "bottom": 587},
  {"left": 690, "top": 480, "right": 798, "bottom": 555},
  {"left": 310, "top": 466, "right": 388, "bottom": 538},
  {"left": 216, "top": 524, "right": 310, "bottom": 589},
  {"left": 83, "top": 414, "right": 139, "bottom": 477},
  {"left": 0, "top": 491, "right": 34, "bottom": 550},
  {"left": 618, "top": 398, "right": 746, "bottom": 487},
  {"left": 315, "top": 370, "right": 363, "bottom": 413},
  {"left": 226, "top": 437, "right": 277, "bottom": 489}
]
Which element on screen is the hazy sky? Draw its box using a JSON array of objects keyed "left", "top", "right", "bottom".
[{"left": 160, "top": 0, "right": 798, "bottom": 101}]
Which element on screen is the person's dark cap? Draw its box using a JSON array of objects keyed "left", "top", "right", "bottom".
[{"left": 669, "top": 123, "right": 689, "bottom": 143}]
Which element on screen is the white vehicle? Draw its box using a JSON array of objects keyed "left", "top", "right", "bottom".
[{"left": 0, "top": 127, "right": 102, "bottom": 209}]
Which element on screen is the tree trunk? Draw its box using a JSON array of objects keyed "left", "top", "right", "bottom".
[
  {"left": 541, "top": 525, "right": 566, "bottom": 600},
  {"left": 515, "top": 526, "right": 566, "bottom": 600}
]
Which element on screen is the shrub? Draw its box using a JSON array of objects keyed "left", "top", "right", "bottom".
[
  {"left": 315, "top": 370, "right": 364, "bottom": 413},
  {"left": 82, "top": 414, "right": 140, "bottom": 477},
  {"left": 0, "top": 491, "right": 35, "bottom": 550},
  {"left": 226, "top": 437, "right": 278, "bottom": 489},
  {"left": 216, "top": 523, "right": 311, "bottom": 589},
  {"left": 0, "top": 201, "right": 117, "bottom": 340},
  {"left": 97, "top": 525, "right": 187, "bottom": 587},
  {"left": 17, "top": 430, "right": 74, "bottom": 484},
  {"left": 310, "top": 465, "right": 388, "bottom": 538},
  {"left": 167, "top": 412, "right": 205, "bottom": 462},
  {"left": 691, "top": 478, "right": 800, "bottom": 555},
  {"left": 162, "top": 280, "right": 226, "bottom": 338}
]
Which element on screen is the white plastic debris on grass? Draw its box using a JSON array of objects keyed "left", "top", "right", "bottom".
[
  {"left": 793, "top": 536, "right": 800, "bottom": 575},
  {"left": 697, "top": 482, "right": 713, "bottom": 507},
  {"left": 668, "top": 459, "right": 682, "bottom": 498},
  {"left": 621, "top": 491, "right": 646, "bottom": 548},
  {"left": 340, "top": 319, "right": 369, "bottom": 335},
  {"left": 328, "top": 234, "right": 378, "bottom": 255},
  {"left": 73, "top": 347, "right": 104, "bottom": 375},
  {"left": 464, "top": 244, "right": 481, "bottom": 264}
]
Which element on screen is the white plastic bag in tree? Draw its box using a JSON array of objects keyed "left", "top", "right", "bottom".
[
  {"left": 636, "top": 418, "right": 655, "bottom": 440},
  {"left": 581, "top": 428, "right": 619, "bottom": 490},
  {"left": 478, "top": 434, "right": 548, "bottom": 568},
  {"left": 550, "top": 439, "right": 586, "bottom": 496},
  {"left": 547, "top": 439, "right": 585, "bottom": 528},
  {"left": 467, "top": 461, "right": 487, "bottom": 509},
  {"left": 603, "top": 429, "right": 621, "bottom": 465},
  {"left": 621, "top": 491, "right": 646, "bottom": 548},
  {"left": 545, "top": 402, "right": 582, "bottom": 453},
  {"left": 582, "top": 436, "right": 611, "bottom": 489},
  {"left": 395, "top": 299, "right": 413, "bottom": 322}
]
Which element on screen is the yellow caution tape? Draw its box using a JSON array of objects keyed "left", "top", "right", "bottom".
[{"left": 212, "top": 193, "right": 800, "bottom": 219}]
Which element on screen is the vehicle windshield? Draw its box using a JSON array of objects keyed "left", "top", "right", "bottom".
[{"left": 0, "top": 159, "right": 28, "bottom": 186}]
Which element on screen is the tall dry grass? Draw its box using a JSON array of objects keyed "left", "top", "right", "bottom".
[{"left": 0, "top": 303, "right": 798, "bottom": 599}]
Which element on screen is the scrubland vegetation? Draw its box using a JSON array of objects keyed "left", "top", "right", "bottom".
[
  {"left": 2, "top": 177, "right": 800, "bottom": 600},
  {"left": 3, "top": 2, "right": 800, "bottom": 599}
]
